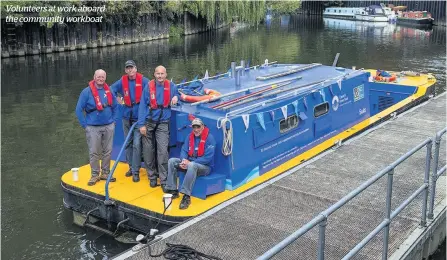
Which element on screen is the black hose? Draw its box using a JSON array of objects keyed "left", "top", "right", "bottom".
[{"left": 150, "top": 243, "right": 223, "bottom": 260}]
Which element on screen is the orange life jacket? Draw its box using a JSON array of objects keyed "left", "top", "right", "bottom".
[
  {"left": 122, "top": 73, "right": 143, "bottom": 107},
  {"left": 188, "top": 127, "right": 209, "bottom": 157},
  {"left": 149, "top": 79, "right": 170, "bottom": 109},
  {"left": 89, "top": 80, "right": 112, "bottom": 111}
]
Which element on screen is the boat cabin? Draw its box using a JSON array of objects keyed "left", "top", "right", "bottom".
[{"left": 110, "top": 63, "right": 424, "bottom": 199}]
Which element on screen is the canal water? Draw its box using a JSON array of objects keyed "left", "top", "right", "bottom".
[{"left": 1, "top": 15, "right": 446, "bottom": 259}]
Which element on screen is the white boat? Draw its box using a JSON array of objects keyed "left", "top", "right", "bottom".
[
  {"left": 323, "top": 4, "right": 394, "bottom": 23},
  {"left": 381, "top": 3, "right": 397, "bottom": 22},
  {"left": 355, "top": 5, "right": 389, "bottom": 22},
  {"left": 323, "top": 7, "right": 363, "bottom": 20}
]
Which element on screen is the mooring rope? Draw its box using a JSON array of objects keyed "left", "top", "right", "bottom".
[{"left": 217, "top": 117, "right": 233, "bottom": 156}]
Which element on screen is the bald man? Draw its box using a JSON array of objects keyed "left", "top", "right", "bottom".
[
  {"left": 138, "top": 66, "right": 179, "bottom": 190},
  {"left": 76, "top": 69, "right": 119, "bottom": 186}
]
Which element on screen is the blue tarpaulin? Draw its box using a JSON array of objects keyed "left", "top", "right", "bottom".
[{"left": 178, "top": 80, "right": 205, "bottom": 96}]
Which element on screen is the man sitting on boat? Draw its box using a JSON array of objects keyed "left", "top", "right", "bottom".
[
  {"left": 111, "top": 60, "right": 149, "bottom": 183},
  {"left": 75, "top": 69, "right": 119, "bottom": 186},
  {"left": 165, "top": 118, "right": 216, "bottom": 210}
]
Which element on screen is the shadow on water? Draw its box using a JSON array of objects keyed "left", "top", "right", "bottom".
[{"left": 1, "top": 14, "right": 446, "bottom": 259}]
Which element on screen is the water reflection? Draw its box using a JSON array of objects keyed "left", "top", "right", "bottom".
[
  {"left": 323, "top": 17, "right": 434, "bottom": 40},
  {"left": 1, "top": 14, "right": 445, "bottom": 260}
]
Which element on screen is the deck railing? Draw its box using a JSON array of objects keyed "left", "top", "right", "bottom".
[
  {"left": 258, "top": 127, "right": 447, "bottom": 260},
  {"left": 104, "top": 122, "right": 138, "bottom": 203},
  {"left": 428, "top": 127, "right": 447, "bottom": 219}
]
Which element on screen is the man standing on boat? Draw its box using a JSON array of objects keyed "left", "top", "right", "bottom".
[
  {"left": 165, "top": 118, "right": 216, "bottom": 210},
  {"left": 75, "top": 69, "right": 119, "bottom": 186},
  {"left": 111, "top": 60, "right": 149, "bottom": 182},
  {"left": 138, "top": 65, "right": 179, "bottom": 190}
]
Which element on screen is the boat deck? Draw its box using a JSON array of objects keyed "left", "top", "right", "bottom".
[{"left": 117, "top": 94, "right": 446, "bottom": 259}]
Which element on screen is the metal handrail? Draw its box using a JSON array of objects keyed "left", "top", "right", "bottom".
[
  {"left": 258, "top": 136, "right": 435, "bottom": 260},
  {"left": 428, "top": 127, "right": 447, "bottom": 219},
  {"left": 104, "top": 122, "right": 138, "bottom": 203}
]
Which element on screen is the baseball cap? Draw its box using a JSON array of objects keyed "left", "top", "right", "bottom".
[
  {"left": 125, "top": 60, "right": 136, "bottom": 68},
  {"left": 191, "top": 118, "right": 204, "bottom": 127}
]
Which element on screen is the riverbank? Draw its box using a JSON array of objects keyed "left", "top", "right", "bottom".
[{"left": 1, "top": 11, "right": 227, "bottom": 58}]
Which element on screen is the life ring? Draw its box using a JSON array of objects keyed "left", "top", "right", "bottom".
[
  {"left": 180, "top": 88, "right": 221, "bottom": 102},
  {"left": 374, "top": 75, "right": 397, "bottom": 82}
]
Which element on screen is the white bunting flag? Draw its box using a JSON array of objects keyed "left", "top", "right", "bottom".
[
  {"left": 204, "top": 70, "right": 209, "bottom": 80},
  {"left": 320, "top": 90, "right": 326, "bottom": 102},
  {"left": 281, "top": 105, "right": 288, "bottom": 119},
  {"left": 242, "top": 114, "right": 250, "bottom": 132},
  {"left": 256, "top": 113, "right": 266, "bottom": 131},
  {"left": 292, "top": 100, "right": 299, "bottom": 116},
  {"left": 337, "top": 79, "right": 342, "bottom": 91}
]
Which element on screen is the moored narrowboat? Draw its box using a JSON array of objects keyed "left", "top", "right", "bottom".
[
  {"left": 61, "top": 60, "right": 436, "bottom": 238},
  {"left": 397, "top": 11, "right": 434, "bottom": 26}
]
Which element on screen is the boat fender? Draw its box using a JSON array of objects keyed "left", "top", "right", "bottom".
[
  {"left": 180, "top": 89, "right": 221, "bottom": 103},
  {"left": 374, "top": 75, "right": 397, "bottom": 82}
]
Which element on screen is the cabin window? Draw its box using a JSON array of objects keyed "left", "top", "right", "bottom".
[
  {"left": 280, "top": 114, "right": 299, "bottom": 133},
  {"left": 314, "top": 102, "right": 329, "bottom": 118}
]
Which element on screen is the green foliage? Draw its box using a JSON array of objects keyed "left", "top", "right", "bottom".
[
  {"left": 324, "top": 1, "right": 344, "bottom": 7},
  {"left": 169, "top": 24, "right": 184, "bottom": 38},
  {"left": 267, "top": 1, "right": 301, "bottom": 15},
  {"left": 1, "top": 0, "right": 301, "bottom": 28},
  {"left": 164, "top": 1, "right": 267, "bottom": 27}
]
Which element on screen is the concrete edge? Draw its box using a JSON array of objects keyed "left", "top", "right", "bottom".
[
  {"left": 389, "top": 198, "right": 446, "bottom": 260},
  {"left": 113, "top": 92, "right": 446, "bottom": 260}
]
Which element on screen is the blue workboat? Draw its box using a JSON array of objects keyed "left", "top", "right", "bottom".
[{"left": 61, "top": 60, "right": 436, "bottom": 236}]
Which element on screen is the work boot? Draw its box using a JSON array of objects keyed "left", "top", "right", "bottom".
[
  {"left": 125, "top": 169, "right": 132, "bottom": 177},
  {"left": 161, "top": 184, "right": 168, "bottom": 193},
  {"left": 87, "top": 175, "right": 100, "bottom": 186},
  {"left": 100, "top": 173, "right": 116, "bottom": 182},
  {"left": 168, "top": 190, "right": 179, "bottom": 199},
  {"left": 179, "top": 195, "right": 191, "bottom": 210},
  {"left": 132, "top": 174, "right": 140, "bottom": 182},
  {"left": 149, "top": 179, "right": 158, "bottom": 188}
]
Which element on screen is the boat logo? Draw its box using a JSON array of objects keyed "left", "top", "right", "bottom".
[
  {"left": 332, "top": 95, "right": 339, "bottom": 111},
  {"left": 353, "top": 84, "right": 365, "bottom": 102}
]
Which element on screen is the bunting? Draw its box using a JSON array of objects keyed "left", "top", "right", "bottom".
[
  {"left": 242, "top": 114, "right": 250, "bottom": 132},
  {"left": 292, "top": 100, "right": 299, "bottom": 116},
  {"left": 256, "top": 113, "right": 266, "bottom": 131},
  {"left": 237, "top": 94, "right": 318, "bottom": 133},
  {"left": 204, "top": 70, "right": 209, "bottom": 80},
  {"left": 269, "top": 110, "right": 275, "bottom": 123},
  {"left": 319, "top": 90, "right": 326, "bottom": 102},
  {"left": 281, "top": 105, "right": 288, "bottom": 119},
  {"left": 329, "top": 85, "right": 334, "bottom": 96},
  {"left": 337, "top": 79, "right": 342, "bottom": 91}
]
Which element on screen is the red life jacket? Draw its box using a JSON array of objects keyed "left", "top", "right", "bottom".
[
  {"left": 89, "top": 80, "right": 112, "bottom": 111},
  {"left": 188, "top": 127, "right": 209, "bottom": 157},
  {"left": 122, "top": 73, "right": 143, "bottom": 107},
  {"left": 149, "top": 79, "right": 170, "bottom": 109}
]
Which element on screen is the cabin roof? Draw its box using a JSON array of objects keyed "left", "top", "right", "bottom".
[{"left": 175, "top": 64, "right": 364, "bottom": 119}]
